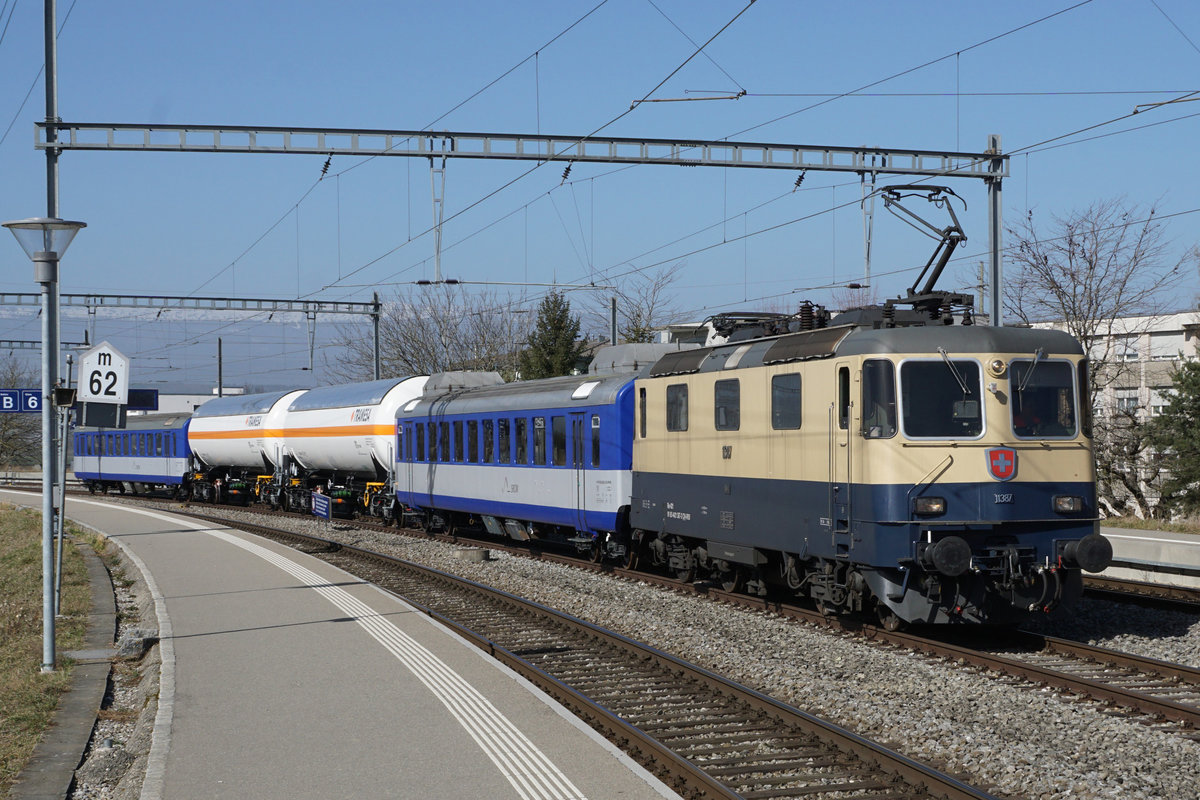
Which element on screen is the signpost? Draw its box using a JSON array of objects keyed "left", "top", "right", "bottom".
[
  {"left": 311, "top": 492, "right": 331, "bottom": 521},
  {"left": 0, "top": 389, "right": 42, "bottom": 413},
  {"left": 76, "top": 341, "right": 129, "bottom": 428},
  {"left": 77, "top": 341, "right": 130, "bottom": 405}
]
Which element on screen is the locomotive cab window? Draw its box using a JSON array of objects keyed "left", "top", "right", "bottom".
[
  {"left": 861, "top": 360, "right": 897, "bottom": 438},
  {"left": 771, "top": 373, "right": 801, "bottom": 430},
  {"left": 666, "top": 384, "right": 688, "bottom": 431},
  {"left": 900, "top": 358, "right": 983, "bottom": 438},
  {"left": 1011, "top": 358, "right": 1078, "bottom": 438},
  {"left": 714, "top": 379, "right": 740, "bottom": 431}
]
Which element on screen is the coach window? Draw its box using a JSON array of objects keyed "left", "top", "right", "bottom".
[
  {"left": 468, "top": 420, "right": 479, "bottom": 462},
  {"left": 498, "top": 419, "right": 511, "bottom": 464},
  {"left": 639, "top": 388, "right": 647, "bottom": 438},
  {"left": 439, "top": 421, "right": 450, "bottom": 462},
  {"left": 551, "top": 417, "right": 566, "bottom": 466},
  {"left": 771, "top": 373, "right": 802, "bottom": 430},
  {"left": 861, "top": 360, "right": 897, "bottom": 438},
  {"left": 533, "top": 416, "right": 547, "bottom": 465},
  {"left": 515, "top": 418, "right": 528, "bottom": 463},
  {"left": 666, "top": 384, "right": 688, "bottom": 431},
  {"left": 900, "top": 358, "right": 983, "bottom": 438},
  {"left": 427, "top": 422, "right": 437, "bottom": 461},
  {"left": 156, "top": 433, "right": 163, "bottom": 455},
  {"left": 451, "top": 421, "right": 462, "bottom": 462},
  {"left": 714, "top": 379, "right": 740, "bottom": 431},
  {"left": 591, "top": 415, "right": 601, "bottom": 467},
  {"left": 482, "top": 420, "right": 494, "bottom": 463},
  {"left": 838, "top": 367, "right": 850, "bottom": 429},
  {"left": 415, "top": 423, "right": 426, "bottom": 461}
]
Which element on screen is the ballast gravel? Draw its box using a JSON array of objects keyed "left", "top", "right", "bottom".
[{"left": 85, "top": 503, "right": 1200, "bottom": 800}]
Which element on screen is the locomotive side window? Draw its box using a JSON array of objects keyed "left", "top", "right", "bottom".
[
  {"left": 1077, "top": 361, "right": 1093, "bottom": 437},
  {"left": 533, "top": 417, "right": 547, "bottom": 465},
  {"left": 861, "top": 360, "right": 897, "bottom": 438},
  {"left": 639, "top": 388, "right": 647, "bottom": 438},
  {"left": 591, "top": 415, "right": 600, "bottom": 467},
  {"left": 468, "top": 420, "right": 479, "bottom": 463},
  {"left": 838, "top": 368, "right": 850, "bottom": 429},
  {"left": 666, "top": 384, "right": 688, "bottom": 431},
  {"left": 771, "top": 373, "right": 801, "bottom": 430},
  {"left": 482, "top": 420, "right": 494, "bottom": 463},
  {"left": 551, "top": 417, "right": 566, "bottom": 466},
  {"left": 900, "top": 359, "right": 983, "bottom": 438},
  {"left": 1011, "top": 359, "right": 1078, "bottom": 438},
  {"left": 714, "top": 379, "right": 740, "bottom": 431},
  {"left": 516, "top": 418, "right": 528, "bottom": 463},
  {"left": 499, "top": 419, "right": 511, "bottom": 463}
]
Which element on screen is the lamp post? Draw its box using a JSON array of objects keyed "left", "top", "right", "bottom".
[{"left": 3, "top": 216, "right": 85, "bottom": 672}]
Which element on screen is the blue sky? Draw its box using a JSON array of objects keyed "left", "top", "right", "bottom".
[{"left": 1, "top": 0, "right": 1198, "bottom": 389}]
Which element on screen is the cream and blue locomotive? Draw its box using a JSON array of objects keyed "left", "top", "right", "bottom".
[{"left": 630, "top": 313, "right": 1111, "bottom": 626}]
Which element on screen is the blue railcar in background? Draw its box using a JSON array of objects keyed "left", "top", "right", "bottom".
[{"left": 73, "top": 414, "right": 192, "bottom": 496}]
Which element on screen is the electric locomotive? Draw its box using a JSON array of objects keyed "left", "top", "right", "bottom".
[{"left": 630, "top": 310, "right": 1111, "bottom": 626}]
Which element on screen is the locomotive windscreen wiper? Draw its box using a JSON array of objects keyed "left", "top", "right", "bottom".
[
  {"left": 937, "top": 347, "right": 972, "bottom": 396},
  {"left": 1018, "top": 348, "right": 1045, "bottom": 393}
]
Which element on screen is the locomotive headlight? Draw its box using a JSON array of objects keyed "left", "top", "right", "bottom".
[
  {"left": 1053, "top": 495, "right": 1083, "bottom": 513},
  {"left": 987, "top": 358, "right": 1006, "bottom": 378},
  {"left": 914, "top": 496, "right": 946, "bottom": 516}
]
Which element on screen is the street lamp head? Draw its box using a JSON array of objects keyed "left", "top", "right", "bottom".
[{"left": 3, "top": 217, "right": 86, "bottom": 260}]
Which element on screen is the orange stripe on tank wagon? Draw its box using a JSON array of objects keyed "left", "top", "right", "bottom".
[{"left": 189, "top": 424, "right": 393, "bottom": 439}]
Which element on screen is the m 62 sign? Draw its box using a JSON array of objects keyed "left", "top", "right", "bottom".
[{"left": 77, "top": 341, "right": 130, "bottom": 405}]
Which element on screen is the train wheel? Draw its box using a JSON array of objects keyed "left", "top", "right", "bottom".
[
  {"left": 718, "top": 567, "right": 744, "bottom": 594},
  {"left": 673, "top": 563, "right": 695, "bottom": 583},
  {"left": 876, "top": 603, "right": 903, "bottom": 632},
  {"left": 587, "top": 541, "right": 603, "bottom": 564},
  {"left": 814, "top": 599, "right": 835, "bottom": 617}
]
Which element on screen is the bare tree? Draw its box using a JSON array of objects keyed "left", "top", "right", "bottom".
[
  {"left": 585, "top": 263, "right": 685, "bottom": 343},
  {"left": 1004, "top": 199, "right": 1200, "bottom": 517},
  {"left": 0, "top": 356, "right": 40, "bottom": 468},
  {"left": 323, "top": 287, "right": 532, "bottom": 382}
]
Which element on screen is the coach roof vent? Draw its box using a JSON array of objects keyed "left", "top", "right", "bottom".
[{"left": 762, "top": 325, "right": 854, "bottom": 365}]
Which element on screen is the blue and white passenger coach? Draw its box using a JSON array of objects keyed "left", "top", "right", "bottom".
[
  {"left": 394, "top": 352, "right": 656, "bottom": 559},
  {"left": 73, "top": 414, "right": 192, "bottom": 495}
]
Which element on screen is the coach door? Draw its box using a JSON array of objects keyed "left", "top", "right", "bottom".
[
  {"left": 829, "top": 363, "right": 854, "bottom": 558},
  {"left": 570, "top": 412, "right": 588, "bottom": 532}
]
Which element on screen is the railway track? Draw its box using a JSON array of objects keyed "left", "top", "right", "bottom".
[
  {"left": 60, "top": 492, "right": 1200, "bottom": 743},
  {"left": 180, "top": 509, "right": 996, "bottom": 800}
]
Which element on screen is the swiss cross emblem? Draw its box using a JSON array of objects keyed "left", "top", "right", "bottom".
[{"left": 987, "top": 447, "right": 1017, "bottom": 481}]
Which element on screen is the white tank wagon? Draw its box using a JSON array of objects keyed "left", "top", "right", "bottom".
[
  {"left": 186, "top": 389, "right": 307, "bottom": 504},
  {"left": 274, "top": 376, "right": 429, "bottom": 518}
]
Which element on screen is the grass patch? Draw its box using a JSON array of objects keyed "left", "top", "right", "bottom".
[
  {"left": 0, "top": 504, "right": 93, "bottom": 796},
  {"left": 1102, "top": 516, "right": 1200, "bottom": 534}
]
